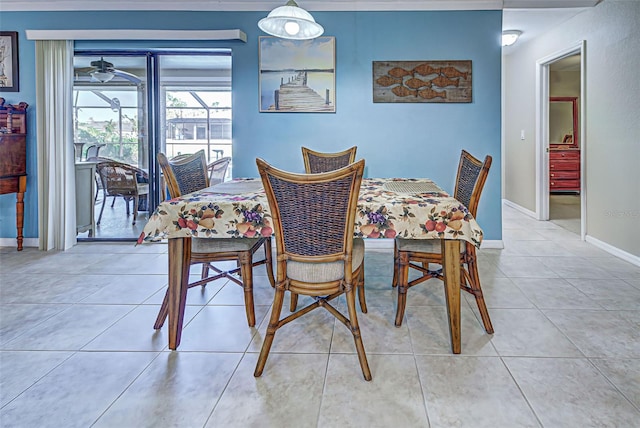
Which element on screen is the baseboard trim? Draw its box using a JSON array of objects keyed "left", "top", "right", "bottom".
[
  {"left": 503, "top": 199, "right": 537, "bottom": 219},
  {"left": 585, "top": 235, "right": 640, "bottom": 267},
  {"left": 0, "top": 238, "right": 39, "bottom": 249},
  {"left": 481, "top": 240, "right": 504, "bottom": 249}
]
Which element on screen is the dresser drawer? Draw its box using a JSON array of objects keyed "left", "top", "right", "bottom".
[
  {"left": 549, "top": 170, "right": 579, "bottom": 180},
  {"left": 550, "top": 160, "right": 580, "bottom": 171},
  {"left": 549, "top": 150, "right": 580, "bottom": 160},
  {"left": 550, "top": 179, "right": 580, "bottom": 189}
]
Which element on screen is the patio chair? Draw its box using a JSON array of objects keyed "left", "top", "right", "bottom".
[
  {"left": 84, "top": 143, "right": 105, "bottom": 161},
  {"left": 392, "top": 150, "right": 494, "bottom": 334},
  {"left": 301, "top": 146, "right": 357, "bottom": 173},
  {"left": 153, "top": 150, "right": 275, "bottom": 329},
  {"left": 254, "top": 158, "right": 371, "bottom": 380},
  {"left": 95, "top": 159, "right": 149, "bottom": 225},
  {"left": 208, "top": 156, "right": 231, "bottom": 185}
]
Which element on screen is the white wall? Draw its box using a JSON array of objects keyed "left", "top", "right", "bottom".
[{"left": 504, "top": 0, "right": 640, "bottom": 258}]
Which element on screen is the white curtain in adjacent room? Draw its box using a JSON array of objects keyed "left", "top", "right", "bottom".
[{"left": 35, "top": 40, "right": 76, "bottom": 250}]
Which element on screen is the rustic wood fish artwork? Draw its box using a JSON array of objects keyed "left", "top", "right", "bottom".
[
  {"left": 392, "top": 85, "right": 417, "bottom": 97},
  {"left": 375, "top": 75, "right": 402, "bottom": 87},
  {"left": 373, "top": 60, "right": 472, "bottom": 103},
  {"left": 440, "top": 66, "right": 469, "bottom": 79},
  {"left": 418, "top": 88, "right": 447, "bottom": 100},
  {"left": 431, "top": 75, "right": 460, "bottom": 88},
  {"left": 405, "top": 77, "right": 431, "bottom": 89},
  {"left": 387, "top": 67, "right": 412, "bottom": 78},
  {"left": 412, "top": 63, "right": 440, "bottom": 77}
]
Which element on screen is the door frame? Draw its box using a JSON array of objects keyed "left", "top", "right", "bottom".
[{"left": 535, "top": 40, "right": 586, "bottom": 239}]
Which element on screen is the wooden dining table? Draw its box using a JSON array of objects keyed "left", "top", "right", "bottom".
[{"left": 138, "top": 177, "right": 484, "bottom": 353}]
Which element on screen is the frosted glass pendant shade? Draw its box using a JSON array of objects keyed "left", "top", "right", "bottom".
[{"left": 258, "top": 0, "right": 324, "bottom": 40}]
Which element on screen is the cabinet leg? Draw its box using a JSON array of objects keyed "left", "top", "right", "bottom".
[{"left": 16, "top": 192, "right": 24, "bottom": 251}]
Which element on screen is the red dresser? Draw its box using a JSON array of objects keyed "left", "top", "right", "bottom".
[{"left": 549, "top": 149, "right": 580, "bottom": 193}]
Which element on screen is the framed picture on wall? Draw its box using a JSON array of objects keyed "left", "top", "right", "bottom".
[
  {"left": 372, "top": 60, "right": 472, "bottom": 103},
  {"left": 259, "top": 36, "right": 335, "bottom": 113},
  {"left": 0, "top": 32, "right": 19, "bottom": 92}
]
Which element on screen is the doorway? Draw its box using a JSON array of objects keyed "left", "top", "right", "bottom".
[
  {"left": 535, "top": 42, "right": 586, "bottom": 239},
  {"left": 72, "top": 50, "right": 232, "bottom": 240}
]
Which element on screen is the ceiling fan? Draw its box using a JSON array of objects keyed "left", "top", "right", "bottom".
[{"left": 75, "top": 57, "right": 141, "bottom": 84}]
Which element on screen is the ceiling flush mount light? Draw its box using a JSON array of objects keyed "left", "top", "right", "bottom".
[
  {"left": 90, "top": 71, "right": 115, "bottom": 83},
  {"left": 258, "top": 0, "right": 324, "bottom": 40},
  {"left": 502, "top": 30, "right": 522, "bottom": 47}
]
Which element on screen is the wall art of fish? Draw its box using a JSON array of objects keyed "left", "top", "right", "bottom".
[
  {"left": 418, "top": 88, "right": 447, "bottom": 99},
  {"left": 392, "top": 85, "right": 417, "bottom": 97},
  {"left": 387, "top": 67, "right": 412, "bottom": 78},
  {"left": 375, "top": 75, "right": 402, "bottom": 87},
  {"left": 412, "top": 63, "right": 440, "bottom": 77},
  {"left": 431, "top": 75, "right": 460, "bottom": 88},
  {"left": 439, "top": 66, "right": 469, "bottom": 79},
  {"left": 404, "top": 77, "right": 431, "bottom": 89}
]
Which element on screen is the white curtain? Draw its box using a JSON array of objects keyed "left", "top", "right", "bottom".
[{"left": 35, "top": 40, "right": 76, "bottom": 250}]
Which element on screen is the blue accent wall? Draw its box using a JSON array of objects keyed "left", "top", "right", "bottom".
[{"left": 0, "top": 10, "right": 502, "bottom": 242}]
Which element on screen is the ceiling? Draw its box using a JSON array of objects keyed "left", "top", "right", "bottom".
[{"left": 3, "top": 0, "right": 602, "bottom": 55}]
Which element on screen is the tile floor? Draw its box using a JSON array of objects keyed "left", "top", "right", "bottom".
[
  {"left": 549, "top": 194, "right": 581, "bottom": 235},
  {"left": 1, "top": 204, "right": 639, "bottom": 427}
]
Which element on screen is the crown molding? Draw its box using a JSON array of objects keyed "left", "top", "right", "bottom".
[{"left": 0, "top": 0, "right": 602, "bottom": 13}]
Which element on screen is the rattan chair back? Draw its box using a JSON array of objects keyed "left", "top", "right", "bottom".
[
  {"left": 255, "top": 158, "right": 371, "bottom": 381},
  {"left": 454, "top": 150, "right": 492, "bottom": 217},
  {"left": 208, "top": 156, "right": 231, "bottom": 185},
  {"left": 96, "top": 161, "right": 141, "bottom": 198},
  {"left": 158, "top": 150, "right": 209, "bottom": 198},
  {"left": 301, "top": 146, "right": 357, "bottom": 174},
  {"left": 258, "top": 158, "right": 364, "bottom": 266},
  {"left": 95, "top": 159, "right": 149, "bottom": 225}
]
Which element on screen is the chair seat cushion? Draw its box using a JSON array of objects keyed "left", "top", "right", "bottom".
[
  {"left": 192, "top": 237, "right": 262, "bottom": 253},
  {"left": 396, "top": 238, "right": 465, "bottom": 254},
  {"left": 287, "top": 238, "right": 364, "bottom": 283}
]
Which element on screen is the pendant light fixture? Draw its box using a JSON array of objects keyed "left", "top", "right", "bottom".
[{"left": 258, "top": 0, "right": 324, "bottom": 40}]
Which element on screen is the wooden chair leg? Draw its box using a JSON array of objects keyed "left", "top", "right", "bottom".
[
  {"left": 239, "top": 251, "right": 256, "bottom": 327},
  {"left": 465, "top": 248, "right": 493, "bottom": 334},
  {"left": 201, "top": 263, "right": 210, "bottom": 279},
  {"left": 357, "top": 262, "right": 367, "bottom": 313},
  {"left": 97, "top": 193, "right": 107, "bottom": 225},
  {"left": 392, "top": 241, "right": 399, "bottom": 287},
  {"left": 255, "top": 287, "right": 286, "bottom": 377},
  {"left": 263, "top": 238, "right": 276, "bottom": 287},
  {"left": 289, "top": 293, "right": 299, "bottom": 312},
  {"left": 154, "top": 288, "right": 170, "bottom": 329},
  {"left": 395, "top": 251, "right": 409, "bottom": 327},
  {"left": 345, "top": 286, "right": 372, "bottom": 381},
  {"left": 132, "top": 195, "right": 138, "bottom": 225}
]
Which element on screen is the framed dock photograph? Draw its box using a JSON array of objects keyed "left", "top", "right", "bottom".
[
  {"left": 0, "top": 32, "right": 19, "bottom": 92},
  {"left": 259, "top": 36, "right": 335, "bottom": 113}
]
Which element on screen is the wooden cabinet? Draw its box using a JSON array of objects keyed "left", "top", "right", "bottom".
[
  {"left": 549, "top": 150, "right": 580, "bottom": 193},
  {"left": 75, "top": 162, "right": 97, "bottom": 237},
  {"left": 0, "top": 101, "right": 28, "bottom": 250}
]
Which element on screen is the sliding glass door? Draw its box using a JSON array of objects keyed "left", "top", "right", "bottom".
[{"left": 73, "top": 50, "right": 231, "bottom": 240}]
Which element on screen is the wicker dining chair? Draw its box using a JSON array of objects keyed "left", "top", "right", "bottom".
[
  {"left": 208, "top": 156, "right": 231, "bottom": 185},
  {"left": 254, "top": 158, "right": 371, "bottom": 381},
  {"left": 153, "top": 150, "right": 275, "bottom": 329},
  {"left": 95, "top": 159, "right": 149, "bottom": 225},
  {"left": 392, "top": 150, "right": 494, "bottom": 334},
  {"left": 301, "top": 146, "right": 357, "bottom": 173}
]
